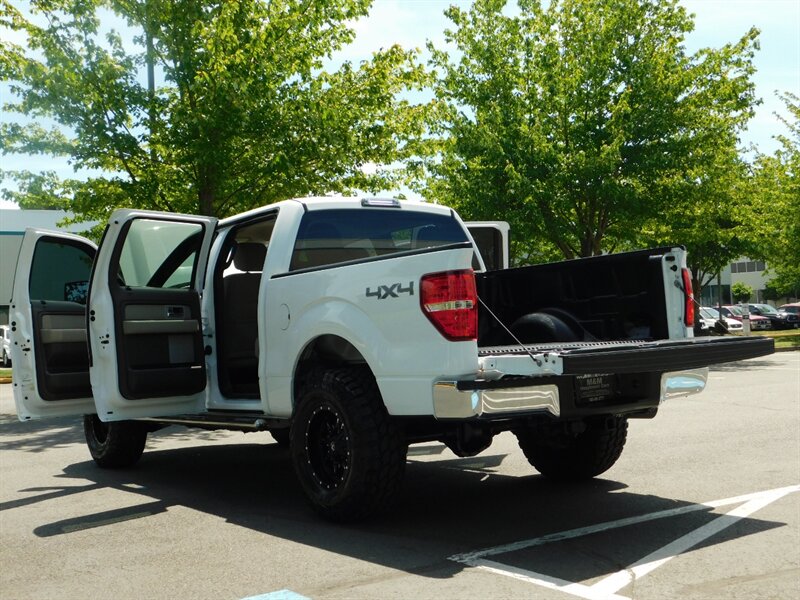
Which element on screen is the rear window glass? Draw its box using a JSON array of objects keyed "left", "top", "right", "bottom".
[{"left": 290, "top": 209, "right": 468, "bottom": 271}]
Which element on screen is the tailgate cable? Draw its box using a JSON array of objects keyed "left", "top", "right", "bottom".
[{"left": 477, "top": 295, "right": 543, "bottom": 367}]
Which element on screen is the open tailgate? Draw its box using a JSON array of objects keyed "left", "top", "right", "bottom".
[{"left": 479, "top": 335, "right": 774, "bottom": 376}]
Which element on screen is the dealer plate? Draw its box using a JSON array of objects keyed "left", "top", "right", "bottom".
[{"left": 575, "top": 373, "right": 617, "bottom": 403}]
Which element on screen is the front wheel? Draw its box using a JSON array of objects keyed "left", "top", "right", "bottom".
[
  {"left": 290, "top": 368, "right": 406, "bottom": 521},
  {"left": 83, "top": 415, "right": 148, "bottom": 468},
  {"left": 515, "top": 417, "right": 628, "bottom": 481}
]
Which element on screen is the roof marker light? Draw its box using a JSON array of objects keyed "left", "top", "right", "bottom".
[{"left": 361, "top": 198, "right": 401, "bottom": 208}]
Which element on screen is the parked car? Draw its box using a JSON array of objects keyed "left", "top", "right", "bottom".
[
  {"left": 1, "top": 324, "right": 11, "bottom": 367},
  {"left": 699, "top": 307, "right": 743, "bottom": 333},
  {"left": 720, "top": 305, "right": 771, "bottom": 330},
  {"left": 749, "top": 303, "right": 800, "bottom": 330},
  {"left": 778, "top": 303, "right": 800, "bottom": 319}
]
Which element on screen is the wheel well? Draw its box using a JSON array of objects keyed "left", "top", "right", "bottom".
[{"left": 294, "top": 334, "right": 369, "bottom": 400}]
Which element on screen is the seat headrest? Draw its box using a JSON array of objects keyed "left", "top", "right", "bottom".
[{"left": 233, "top": 243, "right": 266, "bottom": 272}]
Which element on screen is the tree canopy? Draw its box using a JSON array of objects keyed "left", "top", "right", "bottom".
[
  {"left": 638, "top": 142, "right": 754, "bottom": 297},
  {"left": 425, "top": 0, "right": 759, "bottom": 261},
  {"left": 0, "top": 0, "right": 431, "bottom": 222},
  {"left": 750, "top": 92, "right": 800, "bottom": 298}
]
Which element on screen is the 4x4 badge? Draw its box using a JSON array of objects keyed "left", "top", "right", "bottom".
[{"left": 366, "top": 282, "right": 414, "bottom": 300}]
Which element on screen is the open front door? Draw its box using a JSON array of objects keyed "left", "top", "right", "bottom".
[
  {"left": 88, "top": 210, "right": 217, "bottom": 421},
  {"left": 11, "top": 229, "right": 97, "bottom": 420}
]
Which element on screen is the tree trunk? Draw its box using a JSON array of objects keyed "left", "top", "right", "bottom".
[{"left": 199, "top": 184, "right": 215, "bottom": 217}]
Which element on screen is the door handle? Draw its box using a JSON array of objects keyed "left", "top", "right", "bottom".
[{"left": 166, "top": 306, "right": 185, "bottom": 318}]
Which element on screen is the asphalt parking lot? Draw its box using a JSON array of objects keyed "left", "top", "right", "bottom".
[{"left": 1, "top": 352, "right": 798, "bottom": 600}]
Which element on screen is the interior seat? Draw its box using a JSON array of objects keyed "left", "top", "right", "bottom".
[{"left": 221, "top": 242, "right": 266, "bottom": 396}]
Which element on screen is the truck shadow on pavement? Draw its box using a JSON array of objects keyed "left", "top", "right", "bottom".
[
  {"left": 708, "top": 357, "right": 785, "bottom": 372},
  {"left": 0, "top": 415, "right": 234, "bottom": 453},
  {"left": 6, "top": 438, "right": 789, "bottom": 585},
  {"left": 0, "top": 414, "right": 84, "bottom": 452}
]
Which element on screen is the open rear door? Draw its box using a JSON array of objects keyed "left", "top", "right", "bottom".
[
  {"left": 88, "top": 210, "right": 217, "bottom": 421},
  {"left": 11, "top": 229, "right": 97, "bottom": 419},
  {"left": 466, "top": 221, "right": 509, "bottom": 271}
]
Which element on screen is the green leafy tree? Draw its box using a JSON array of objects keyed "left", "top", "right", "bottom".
[
  {"left": 425, "top": 0, "right": 758, "bottom": 262},
  {"left": 751, "top": 92, "right": 800, "bottom": 300},
  {"left": 731, "top": 281, "right": 752, "bottom": 303},
  {"left": 762, "top": 281, "right": 781, "bottom": 302},
  {"left": 0, "top": 0, "right": 431, "bottom": 222},
  {"left": 638, "top": 145, "right": 753, "bottom": 298}
]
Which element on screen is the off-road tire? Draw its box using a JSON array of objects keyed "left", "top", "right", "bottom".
[
  {"left": 515, "top": 417, "right": 628, "bottom": 481},
  {"left": 83, "top": 415, "right": 148, "bottom": 468},
  {"left": 290, "top": 367, "right": 406, "bottom": 521}
]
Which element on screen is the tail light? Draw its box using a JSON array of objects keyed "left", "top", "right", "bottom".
[
  {"left": 682, "top": 268, "right": 695, "bottom": 327},
  {"left": 420, "top": 270, "right": 478, "bottom": 341}
]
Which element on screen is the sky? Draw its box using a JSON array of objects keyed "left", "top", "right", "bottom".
[{"left": 1, "top": 0, "right": 799, "bottom": 209}]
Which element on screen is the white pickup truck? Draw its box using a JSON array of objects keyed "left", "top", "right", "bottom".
[{"left": 9, "top": 197, "right": 772, "bottom": 520}]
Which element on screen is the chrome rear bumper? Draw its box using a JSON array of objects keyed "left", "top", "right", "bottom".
[
  {"left": 433, "top": 381, "right": 560, "bottom": 419},
  {"left": 433, "top": 367, "right": 708, "bottom": 420}
]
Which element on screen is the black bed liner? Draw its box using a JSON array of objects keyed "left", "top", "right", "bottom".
[{"left": 478, "top": 335, "right": 774, "bottom": 376}]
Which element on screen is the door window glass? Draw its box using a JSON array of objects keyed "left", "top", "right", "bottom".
[
  {"left": 29, "top": 238, "right": 95, "bottom": 303},
  {"left": 117, "top": 219, "right": 203, "bottom": 289}
]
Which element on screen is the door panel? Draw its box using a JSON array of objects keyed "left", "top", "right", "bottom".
[
  {"left": 88, "top": 210, "right": 217, "bottom": 420},
  {"left": 114, "top": 291, "right": 205, "bottom": 400},
  {"left": 11, "top": 230, "right": 97, "bottom": 420},
  {"left": 32, "top": 304, "right": 91, "bottom": 399}
]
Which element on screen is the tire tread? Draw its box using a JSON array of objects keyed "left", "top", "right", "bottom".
[
  {"left": 291, "top": 367, "right": 406, "bottom": 521},
  {"left": 516, "top": 417, "right": 628, "bottom": 481},
  {"left": 83, "top": 415, "right": 147, "bottom": 468}
]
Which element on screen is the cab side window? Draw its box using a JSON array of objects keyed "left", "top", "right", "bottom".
[{"left": 29, "top": 238, "right": 95, "bottom": 304}]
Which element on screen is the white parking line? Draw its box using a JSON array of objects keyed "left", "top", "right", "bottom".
[
  {"left": 241, "top": 590, "right": 309, "bottom": 600},
  {"left": 470, "top": 559, "right": 629, "bottom": 600},
  {"left": 451, "top": 484, "right": 800, "bottom": 600}
]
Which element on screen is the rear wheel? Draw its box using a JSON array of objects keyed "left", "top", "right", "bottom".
[
  {"left": 290, "top": 367, "right": 406, "bottom": 521},
  {"left": 83, "top": 415, "right": 148, "bottom": 468},
  {"left": 515, "top": 417, "right": 628, "bottom": 481}
]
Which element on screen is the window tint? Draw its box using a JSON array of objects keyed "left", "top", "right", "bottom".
[
  {"left": 117, "top": 219, "right": 203, "bottom": 289},
  {"left": 29, "top": 238, "right": 95, "bottom": 303},
  {"left": 290, "top": 209, "right": 468, "bottom": 271}
]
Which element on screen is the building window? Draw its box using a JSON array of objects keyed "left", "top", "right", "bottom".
[{"left": 731, "top": 260, "right": 766, "bottom": 274}]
